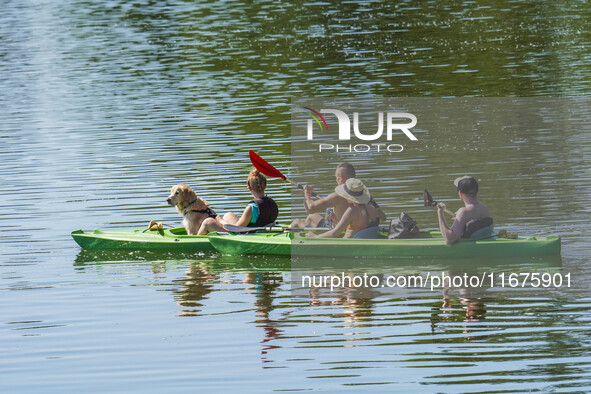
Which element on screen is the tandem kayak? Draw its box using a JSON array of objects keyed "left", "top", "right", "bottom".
[
  {"left": 207, "top": 230, "right": 561, "bottom": 258},
  {"left": 71, "top": 227, "right": 214, "bottom": 252}
]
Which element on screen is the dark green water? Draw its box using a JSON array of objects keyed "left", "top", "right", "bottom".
[{"left": 1, "top": 1, "right": 590, "bottom": 392}]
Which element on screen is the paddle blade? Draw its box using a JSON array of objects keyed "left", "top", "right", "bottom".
[
  {"left": 424, "top": 189, "right": 436, "bottom": 207},
  {"left": 249, "top": 150, "right": 286, "bottom": 180}
]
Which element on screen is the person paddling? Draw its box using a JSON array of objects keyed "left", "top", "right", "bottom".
[
  {"left": 198, "top": 168, "right": 278, "bottom": 235},
  {"left": 306, "top": 178, "right": 379, "bottom": 239},
  {"left": 437, "top": 176, "right": 493, "bottom": 245}
]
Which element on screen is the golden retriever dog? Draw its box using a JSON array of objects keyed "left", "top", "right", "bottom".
[{"left": 167, "top": 184, "right": 217, "bottom": 235}]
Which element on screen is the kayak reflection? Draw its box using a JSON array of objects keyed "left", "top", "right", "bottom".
[{"left": 72, "top": 251, "right": 563, "bottom": 358}]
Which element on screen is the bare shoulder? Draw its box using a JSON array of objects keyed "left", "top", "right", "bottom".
[
  {"left": 481, "top": 203, "right": 491, "bottom": 216},
  {"left": 324, "top": 192, "right": 342, "bottom": 202},
  {"left": 454, "top": 207, "right": 468, "bottom": 223},
  {"left": 459, "top": 203, "right": 490, "bottom": 222},
  {"left": 316, "top": 192, "right": 347, "bottom": 208},
  {"left": 474, "top": 202, "right": 490, "bottom": 218},
  {"left": 329, "top": 192, "right": 348, "bottom": 205}
]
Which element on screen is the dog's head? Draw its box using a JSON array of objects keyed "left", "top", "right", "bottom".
[{"left": 167, "top": 184, "right": 197, "bottom": 212}]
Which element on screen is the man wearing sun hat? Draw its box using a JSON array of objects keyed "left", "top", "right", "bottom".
[
  {"left": 290, "top": 162, "right": 386, "bottom": 229},
  {"left": 437, "top": 176, "right": 492, "bottom": 245},
  {"left": 306, "top": 178, "right": 381, "bottom": 239}
]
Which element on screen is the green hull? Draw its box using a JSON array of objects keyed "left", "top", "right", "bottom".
[
  {"left": 207, "top": 230, "right": 561, "bottom": 258},
  {"left": 71, "top": 227, "right": 214, "bottom": 252}
]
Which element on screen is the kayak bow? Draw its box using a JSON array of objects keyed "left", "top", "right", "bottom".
[{"left": 71, "top": 227, "right": 214, "bottom": 252}]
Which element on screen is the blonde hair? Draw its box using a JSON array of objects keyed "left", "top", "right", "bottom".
[{"left": 247, "top": 168, "right": 266, "bottom": 194}]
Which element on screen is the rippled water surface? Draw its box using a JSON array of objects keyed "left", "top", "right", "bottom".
[{"left": 1, "top": 1, "right": 591, "bottom": 392}]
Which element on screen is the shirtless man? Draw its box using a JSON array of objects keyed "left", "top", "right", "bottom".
[
  {"left": 305, "top": 178, "right": 379, "bottom": 239},
  {"left": 437, "top": 176, "right": 491, "bottom": 245},
  {"left": 290, "top": 162, "right": 386, "bottom": 229}
]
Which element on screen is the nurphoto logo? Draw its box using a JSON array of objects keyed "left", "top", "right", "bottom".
[{"left": 301, "top": 107, "right": 418, "bottom": 153}]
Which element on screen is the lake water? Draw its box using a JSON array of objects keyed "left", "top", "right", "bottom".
[{"left": 1, "top": 1, "right": 591, "bottom": 392}]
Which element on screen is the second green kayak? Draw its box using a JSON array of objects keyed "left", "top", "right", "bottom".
[{"left": 207, "top": 230, "right": 561, "bottom": 258}]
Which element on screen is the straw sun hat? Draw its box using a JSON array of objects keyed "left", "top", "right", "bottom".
[{"left": 335, "top": 178, "right": 371, "bottom": 204}]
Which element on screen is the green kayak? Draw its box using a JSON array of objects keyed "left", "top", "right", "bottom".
[
  {"left": 207, "top": 230, "right": 561, "bottom": 258},
  {"left": 71, "top": 227, "right": 214, "bottom": 252}
]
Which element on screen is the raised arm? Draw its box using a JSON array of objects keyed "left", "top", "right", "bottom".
[
  {"left": 437, "top": 203, "right": 463, "bottom": 245},
  {"left": 303, "top": 185, "right": 339, "bottom": 214}
]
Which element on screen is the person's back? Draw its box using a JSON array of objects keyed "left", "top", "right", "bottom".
[
  {"left": 456, "top": 202, "right": 489, "bottom": 223},
  {"left": 450, "top": 201, "right": 490, "bottom": 237},
  {"left": 247, "top": 195, "right": 278, "bottom": 227},
  {"left": 437, "top": 176, "right": 492, "bottom": 244},
  {"left": 198, "top": 168, "right": 277, "bottom": 234},
  {"left": 343, "top": 203, "right": 382, "bottom": 238}
]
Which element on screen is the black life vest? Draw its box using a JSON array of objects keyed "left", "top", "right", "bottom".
[
  {"left": 462, "top": 217, "right": 494, "bottom": 238},
  {"left": 248, "top": 196, "right": 279, "bottom": 227}
]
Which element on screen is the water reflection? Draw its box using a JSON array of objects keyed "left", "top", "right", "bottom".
[
  {"left": 174, "top": 262, "right": 217, "bottom": 316},
  {"left": 152, "top": 255, "right": 564, "bottom": 351},
  {"left": 64, "top": 244, "right": 587, "bottom": 390},
  {"left": 243, "top": 272, "right": 286, "bottom": 365}
]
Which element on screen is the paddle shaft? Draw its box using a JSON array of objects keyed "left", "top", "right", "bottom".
[
  {"left": 441, "top": 206, "right": 455, "bottom": 217},
  {"left": 284, "top": 177, "right": 319, "bottom": 198},
  {"left": 428, "top": 201, "right": 455, "bottom": 217},
  {"left": 424, "top": 189, "right": 455, "bottom": 217},
  {"left": 223, "top": 223, "right": 328, "bottom": 233}
]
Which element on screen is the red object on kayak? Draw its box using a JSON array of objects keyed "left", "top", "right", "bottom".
[{"left": 249, "top": 150, "right": 286, "bottom": 180}]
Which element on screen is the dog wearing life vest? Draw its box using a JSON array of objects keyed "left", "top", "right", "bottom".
[{"left": 167, "top": 184, "right": 216, "bottom": 235}]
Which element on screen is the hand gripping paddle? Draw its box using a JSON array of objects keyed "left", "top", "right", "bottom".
[{"left": 424, "top": 189, "right": 455, "bottom": 217}]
